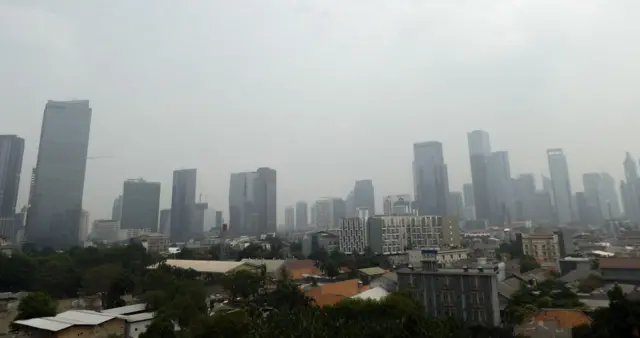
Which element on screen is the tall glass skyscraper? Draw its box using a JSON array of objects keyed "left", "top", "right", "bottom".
[
  {"left": 467, "top": 130, "right": 492, "bottom": 222},
  {"left": 0, "top": 135, "right": 25, "bottom": 240},
  {"left": 413, "top": 141, "right": 449, "bottom": 216},
  {"left": 26, "top": 100, "right": 92, "bottom": 249},
  {"left": 228, "top": 167, "right": 276, "bottom": 236},
  {"left": 121, "top": 179, "right": 161, "bottom": 232},
  {"left": 547, "top": 148, "right": 574, "bottom": 224},
  {"left": 170, "top": 169, "right": 197, "bottom": 242}
]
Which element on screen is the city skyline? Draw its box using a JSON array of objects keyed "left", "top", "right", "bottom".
[{"left": 3, "top": 1, "right": 640, "bottom": 224}]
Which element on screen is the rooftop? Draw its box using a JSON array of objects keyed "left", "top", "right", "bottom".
[
  {"left": 397, "top": 267, "right": 499, "bottom": 276},
  {"left": 240, "top": 259, "right": 285, "bottom": 274},
  {"left": 358, "top": 267, "right": 387, "bottom": 276},
  {"left": 101, "top": 303, "right": 147, "bottom": 315},
  {"left": 527, "top": 309, "right": 592, "bottom": 329},
  {"left": 351, "top": 286, "right": 390, "bottom": 301},
  {"left": 152, "top": 260, "right": 247, "bottom": 274},
  {"left": 14, "top": 310, "right": 118, "bottom": 332},
  {"left": 600, "top": 257, "right": 640, "bottom": 269},
  {"left": 306, "top": 279, "right": 367, "bottom": 307}
]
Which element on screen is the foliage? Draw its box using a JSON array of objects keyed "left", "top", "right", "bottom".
[
  {"left": 505, "top": 277, "right": 584, "bottom": 325},
  {"left": 0, "top": 243, "right": 153, "bottom": 301},
  {"left": 496, "top": 242, "right": 523, "bottom": 260},
  {"left": 519, "top": 255, "right": 541, "bottom": 273},
  {"left": 574, "top": 284, "right": 640, "bottom": 337},
  {"left": 11, "top": 292, "right": 57, "bottom": 331},
  {"left": 577, "top": 274, "right": 604, "bottom": 294}
]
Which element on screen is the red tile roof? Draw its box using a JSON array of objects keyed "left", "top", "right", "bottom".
[
  {"left": 305, "top": 279, "right": 366, "bottom": 307},
  {"left": 529, "top": 309, "right": 592, "bottom": 329}
]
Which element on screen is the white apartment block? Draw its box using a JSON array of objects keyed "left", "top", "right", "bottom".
[{"left": 339, "top": 217, "right": 369, "bottom": 254}]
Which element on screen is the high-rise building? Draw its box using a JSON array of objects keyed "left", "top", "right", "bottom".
[
  {"left": 575, "top": 192, "right": 589, "bottom": 224},
  {"left": 228, "top": 167, "right": 276, "bottom": 236},
  {"left": 313, "top": 197, "right": 345, "bottom": 230},
  {"left": 382, "top": 194, "right": 413, "bottom": 215},
  {"left": 547, "top": 149, "right": 574, "bottom": 224},
  {"left": 78, "top": 210, "right": 89, "bottom": 242},
  {"left": 462, "top": 183, "right": 474, "bottom": 207},
  {"left": 621, "top": 153, "right": 640, "bottom": 222},
  {"left": 111, "top": 195, "right": 122, "bottom": 221},
  {"left": 487, "top": 151, "right": 513, "bottom": 225},
  {"left": 582, "top": 172, "right": 621, "bottom": 223},
  {"left": 295, "top": 201, "right": 308, "bottom": 229},
  {"left": 345, "top": 190, "right": 356, "bottom": 218},
  {"left": 512, "top": 174, "right": 536, "bottom": 221},
  {"left": 353, "top": 180, "right": 376, "bottom": 216},
  {"left": 284, "top": 206, "right": 295, "bottom": 231},
  {"left": 159, "top": 209, "right": 171, "bottom": 237},
  {"left": 26, "top": 100, "right": 92, "bottom": 249},
  {"left": 413, "top": 141, "right": 449, "bottom": 216},
  {"left": 467, "top": 130, "right": 492, "bottom": 222},
  {"left": 0, "top": 135, "right": 24, "bottom": 219},
  {"left": 120, "top": 179, "right": 161, "bottom": 232},
  {"left": 447, "top": 192, "right": 464, "bottom": 219},
  {"left": 170, "top": 169, "right": 197, "bottom": 242},
  {"left": 190, "top": 202, "right": 209, "bottom": 236},
  {"left": 215, "top": 211, "right": 223, "bottom": 228}
]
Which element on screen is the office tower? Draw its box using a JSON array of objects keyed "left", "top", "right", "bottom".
[
  {"left": 310, "top": 204, "right": 317, "bottom": 226},
  {"left": 462, "top": 183, "right": 474, "bottom": 207},
  {"left": 353, "top": 180, "right": 376, "bottom": 216},
  {"left": 26, "top": 100, "right": 92, "bottom": 249},
  {"left": 111, "top": 195, "right": 123, "bottom": 221},
  {"left": 512, "top": 174, "right": 536, "bottom": 221},
  {"left": 621, "top": 153, "right": 640, "bottom": 221},
  {"left": 170, "top": 169, "right": 197, "bottom": 242},
  {"left": 413, "top": 141, "right": 450, "bottom": 216},
  {"left": 284, "top": 206, "right": 295, "bottom": 231},
  {"left": 120, "top": 179, "right": 161, "bottom": 232},
  {"left": 78, "top": 210, "right": 89, "bottom": 242},
  {"left": 547, "top": 149, "right": 574, "bottom": 224},
  {"left": 313, "top": 197, "right": 345, "bottom": 230},
  {"left": 159, "top": 209, "right": 171, "bottom": 237},
  {"left": 447, "top": 192, "right": 464, "bottom": 219},
  {"left": 625, "top": 152, "right": 639, "bottom": 182},
  {"left": 487, "top": 151, "right": 513, "bottom": 225},
  {"left": 467, "top": 130, "right": 492, "bottom": 222},
  {"left": 203, "top": 208, "right": 216, "bottom": 231},
  {"left": 0, "top": 135, "right": 24, "bottom": 219},
  {"left": 382, "top": 194, "right": 412, "bottom": 215},
  {"left": 254, "top": 167, "right": 277, "bottom": 234},
  {"left": 533, "top": 191, "right": 555, "bottom": 223},
  {"left": 190, "top": 202, "right": 209, "bottom": 236},
  {"left": 345, "top": 190, "right": 356, "bottom": 218},
  {"left": 575, "top": 192, "right": 589, "bottom": 223},
  {"left": 229, "top": 167, "right": 276, "bottom": 236},
  {"left": 295, "top": 201, "right": 308, "bottom": 229},
  {"left": 91, "top": 219, "right": 120, "bottom": 243},
  {"left": 582, "top": 173, "right": 621, "bottom": 223},
  {"left": 215, "top": 211, "right": 223, "bottom": 228}
]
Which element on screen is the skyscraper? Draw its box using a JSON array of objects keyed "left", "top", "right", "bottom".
[
  {"left": 413, "top": 141, "right": 449, "bottom": 216},
  {"left": 621, "top": 152, "right": 640, "bottom": 222},
  {"left": 582, "top": 172, "right": 621, "bottom": 223},
  {"left": 487, "top": 151, "right": 513, "bottom": 225},
  {"left": 26, "top": 100, "right": 92, "bottom": 249},
  {"left": 120, "top": 179, "right": 161, "bottom": 232},
  {"left": 462, "top": 183, "right": 474, "bottom": 207},
  {"left": 0, "top": 135, "right": 24, "bottom": 219},
  {"left": 159, "top": 209, "right": 171, "bottom": 237},
  {"left": 111, "top": 195, "right": 122, "bottom": 221},
  {"left": 228, "top": 167, "right": 276, "bottom": 236},
  {"left": 382, "top": 194, "right": 413, "bottom": 215},
  {"left": 467, "top": 130, "right": 492, "bottom": 222},
  {"left": 447, "top": 192, "right": 464, "bottom": 219},
  {"left": 353, "top": 180, "right": 376, "bottom": 216},
  {"left": 284, "top": 206, "right": 295, "bottom": 231},
  {"left": 295, "top": 201, "right": 308, "bottom": 229},
  {"left": 254, "top": 167, "right": 277, "bottom": 235},
  {"left": 170, "top": 169, "right": 197, "bottom": 242},
  {"left": 512, "top": 174, "right": 536, "bottom": 221},
  {"left": 547, "top": 149, "right": 574, "bottom": 224}
]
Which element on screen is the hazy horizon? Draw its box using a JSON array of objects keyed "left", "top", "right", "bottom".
[{"left": 2, "top": 0, "right": 640, "bottom": 223}]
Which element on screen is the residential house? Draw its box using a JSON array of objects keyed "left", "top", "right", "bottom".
[
  {"left": 305, "top": 279, "right": 369, "bottom": 307},
  {"left": 283, "top": 259, "right": 321, "bottom": 280},
  {"left": 515, "top": 309, "right": 592, "bottom": 338},
  {"left": 358, "top": 267, "right": 386, "bottom": 284}
]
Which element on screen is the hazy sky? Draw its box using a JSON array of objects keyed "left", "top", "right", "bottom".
[{"left": 2, "top": 0, "right": 640, "bottom": 223}]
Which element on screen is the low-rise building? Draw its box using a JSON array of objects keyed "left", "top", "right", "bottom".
[
  {"left": 516, "top": 232, "right": 564, "bottom": 267},
  {"left": 358, "top": 267, "right": 387, "bottom": 284},
  {"left": 302, "top": 231, "right": 339, "bottom": 257},
  {"left": 91, "top": 220, "right": 121, "bottom": 243},
  {"left": 600, "top": 257, "right": 640, "bottom": 282},
  {"left": 397, "top": 260, "right": 501, "bottom": 326},
  {"left": 138, "top": 233, "right": 169, "bottom": 254},
  {"left": 13, "top": 310, "right": 126, "bottom": 338},
  {"left": 515, "top": 309, "right": 592, "bottom": 338}
]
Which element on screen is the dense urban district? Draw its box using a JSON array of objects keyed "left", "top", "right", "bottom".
[{"left": 4, "top": 101, "right": 640, "bottom": 337}]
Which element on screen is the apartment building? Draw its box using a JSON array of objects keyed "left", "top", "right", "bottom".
[
  {"left": 371, "top": 215, "right": 460, "bottom": 255},
  {"left": 397, "top": 260, "right": 501, "bottom": 326},
  {"left": 339, "top": 216, "right": 370, "bottom": 254}
]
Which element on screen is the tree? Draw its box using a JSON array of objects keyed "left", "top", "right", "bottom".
[
  {"left": 12, "top": 292, "right": 57, "bottom": 330},
  {"left": 577, "top": 274, "right": 603, "bottom": 294},
  {"left": 221, "top": 269, "right": 265, "bottom": 301},
  {"left": 519, "top": 255, "right": 541, "bottom": 273}
]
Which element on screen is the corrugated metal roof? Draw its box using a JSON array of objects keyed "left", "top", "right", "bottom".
[
  {"left": 119, "top": 312, "right": 155, "bottom": 323},
  {"left": 241, "top": 259, "right": 286, "bottom": 273},
  {"left": 151, "top": 260, "right": 247, "bottom": 273},
  {"left": 351, "top": 287, "right": 390, "bottom": 301},
  {"left": 358, "top": 267, "right": 386, "bottom": 276},
  {"left": 56, "top": 310, "right": 115, "bottom": 325},
  {"left": 102, "top": 303, "right": 146, "bottom": 315},
  {"left": 13, "top": 318, "right": 74, "bottom": 332}
]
